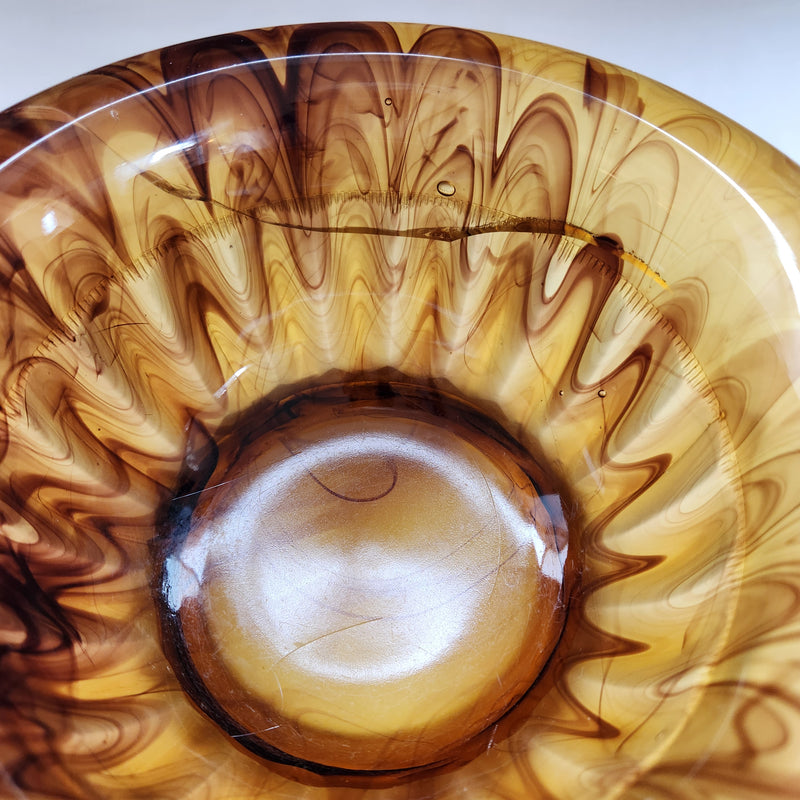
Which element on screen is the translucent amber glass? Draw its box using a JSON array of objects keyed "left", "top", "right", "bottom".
[{"left": 1, "top": 21, "right": 800, "bottom": 800}]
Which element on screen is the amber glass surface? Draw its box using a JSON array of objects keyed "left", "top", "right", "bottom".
[{"left": 1, "top": 21, "right": 800, "bottom": 800}]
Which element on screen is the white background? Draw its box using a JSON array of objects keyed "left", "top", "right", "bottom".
[{"left": 0, "top": 0, "right": 798, "bottom": 164}]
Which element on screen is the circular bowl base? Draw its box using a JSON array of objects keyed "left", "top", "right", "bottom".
[{"left": 155, "top": 381, "right": 570, "bottom": 773}]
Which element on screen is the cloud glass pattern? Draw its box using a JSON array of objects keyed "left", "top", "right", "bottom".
[{"left": 1, "top": 21, "right": 800, "bottom": 800}]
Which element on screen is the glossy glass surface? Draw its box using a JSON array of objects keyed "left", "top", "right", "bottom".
[{"left": 1, "top": 21, "right": 799, "bottom": 800}]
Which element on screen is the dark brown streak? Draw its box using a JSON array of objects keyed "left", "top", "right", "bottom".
[{"left": 277, "top": 436, "right": 399, "bottom": 503}]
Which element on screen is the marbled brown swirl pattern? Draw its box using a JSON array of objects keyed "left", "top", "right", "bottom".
[{"left": 1, "top": 21, "right": 800, "bottom": 800}]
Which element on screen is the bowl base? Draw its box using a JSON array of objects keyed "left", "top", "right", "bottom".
[{"left": 154, "top": 380, "right": 570, "bottom": 774}]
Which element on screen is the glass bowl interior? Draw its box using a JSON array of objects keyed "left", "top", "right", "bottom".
[{"left": 1, "top": 21, "right": 800, "bottom": 800}]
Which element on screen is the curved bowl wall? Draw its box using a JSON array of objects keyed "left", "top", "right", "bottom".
[{"left": 1, "top": 21, "right": 800, "bottom": 800}]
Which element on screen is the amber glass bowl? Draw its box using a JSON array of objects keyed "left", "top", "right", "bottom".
[{"left": 1, "top": 22, "right": 800, "bottom": 800}]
